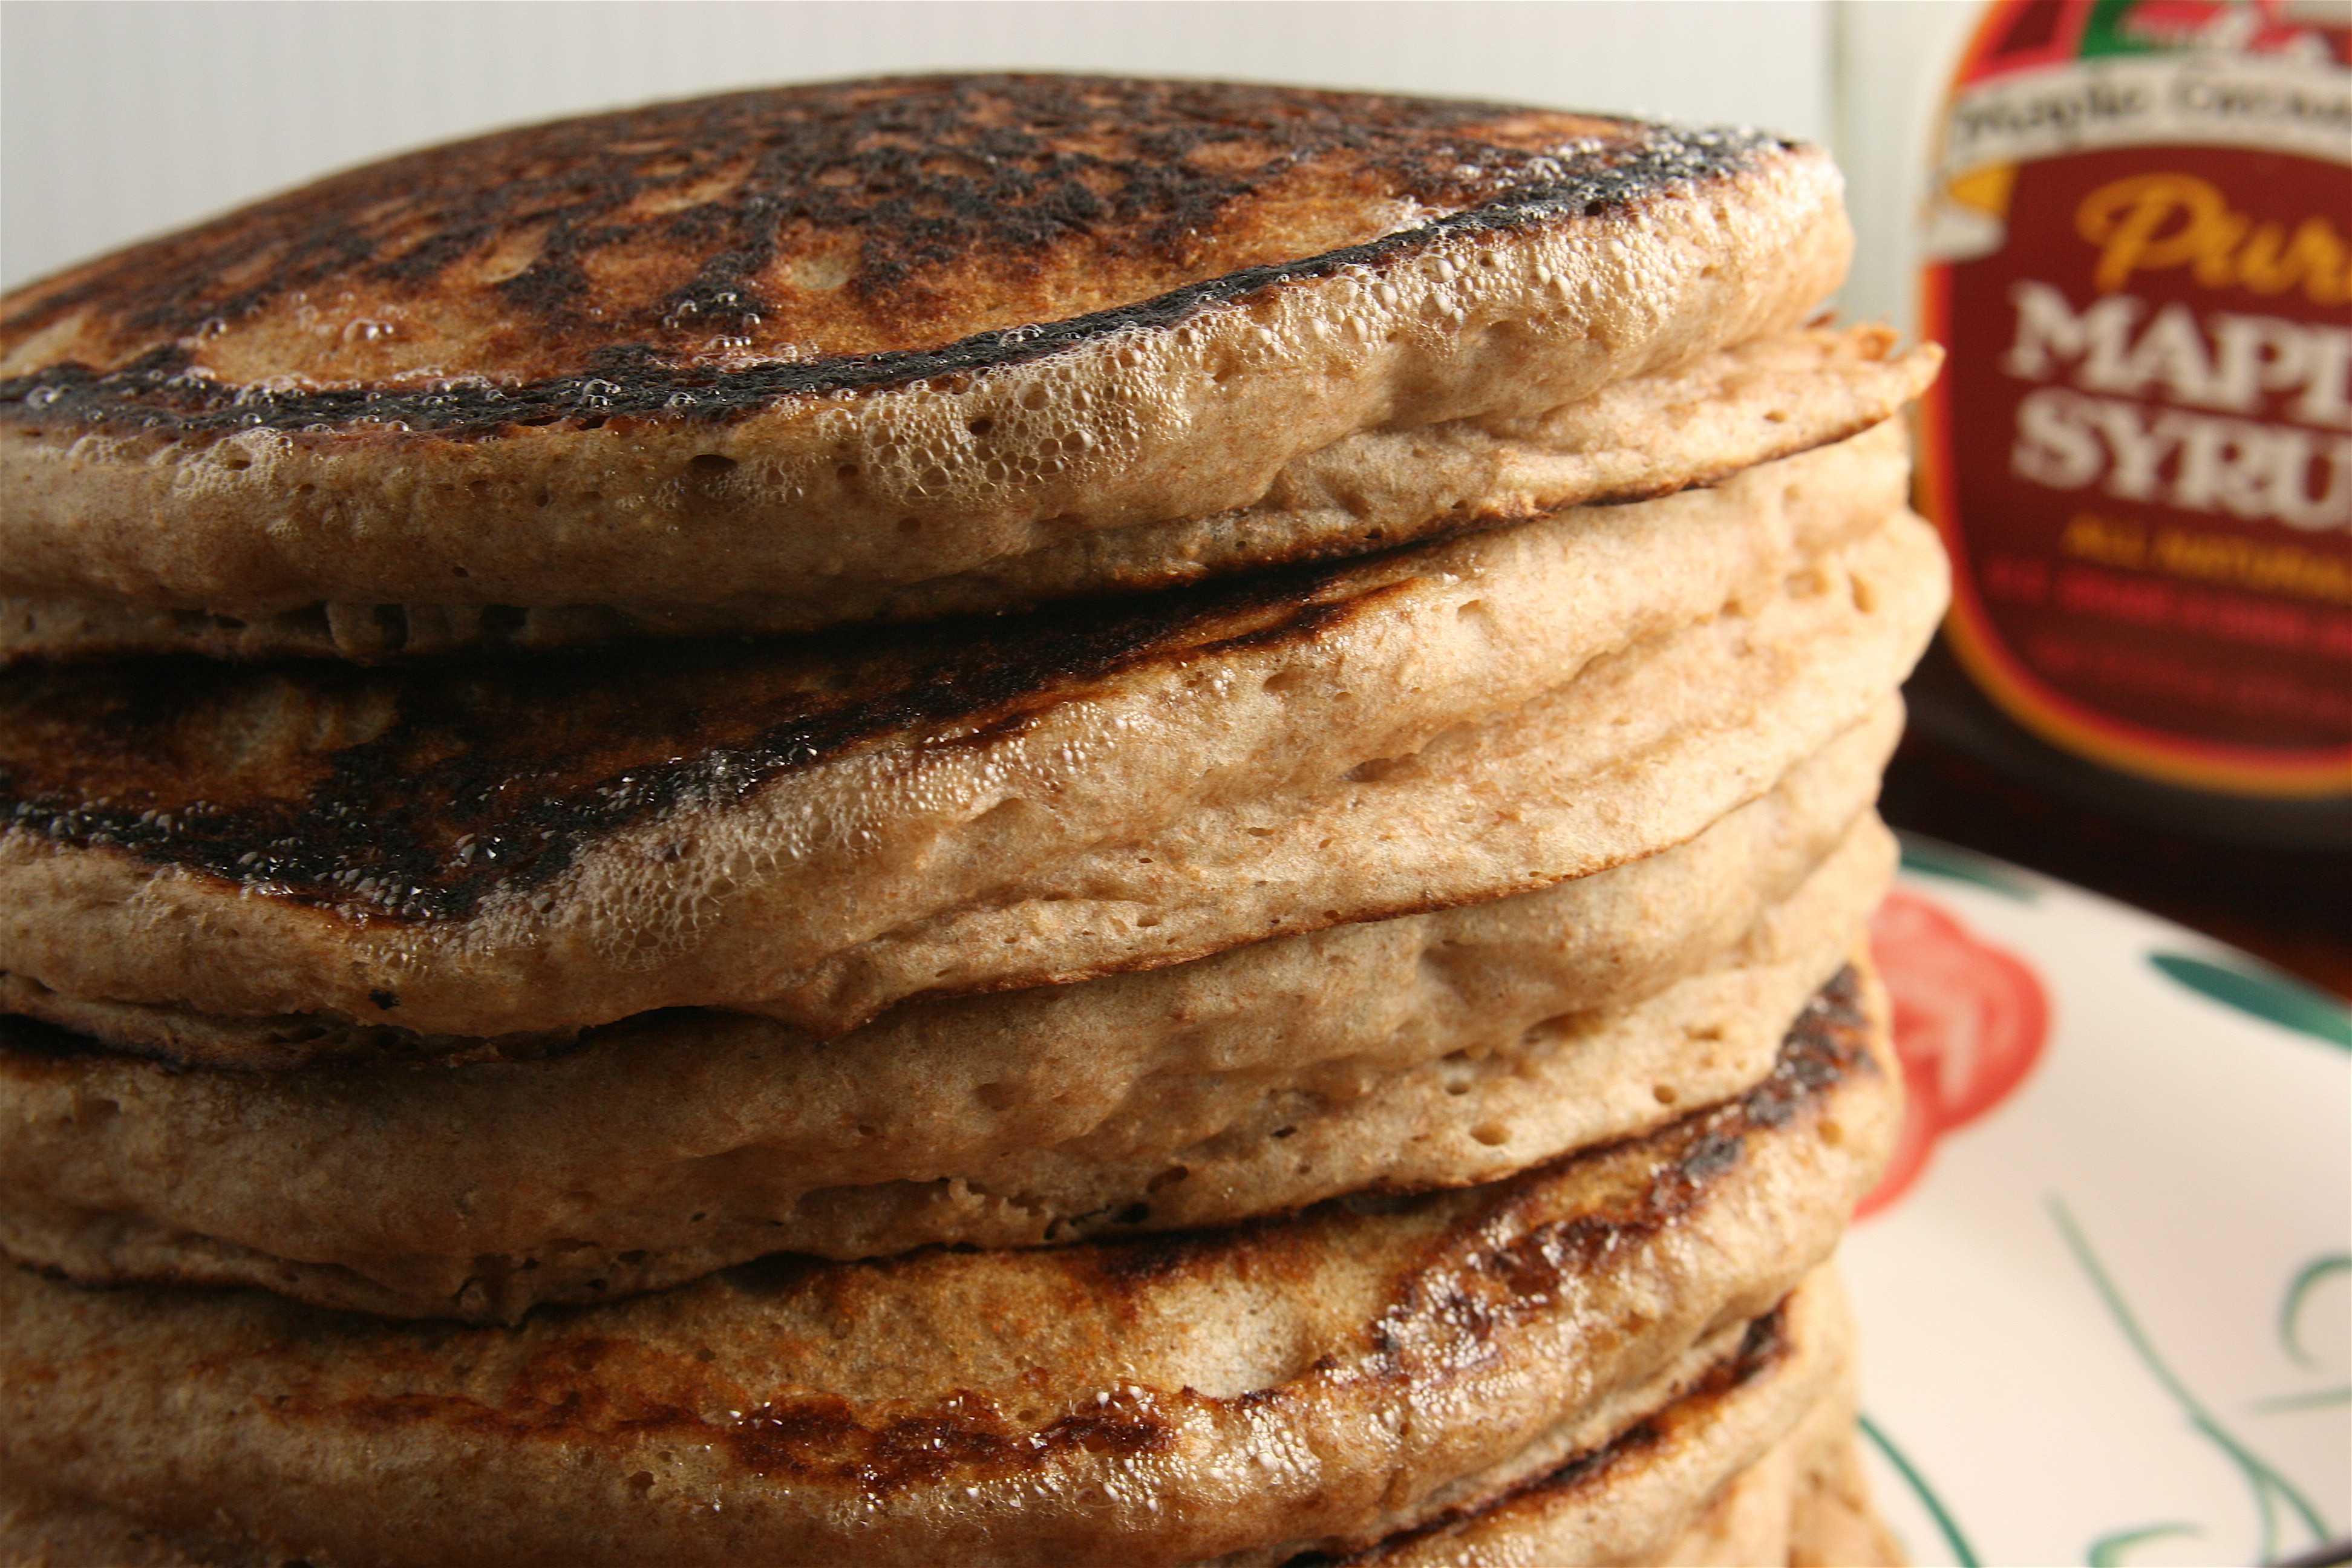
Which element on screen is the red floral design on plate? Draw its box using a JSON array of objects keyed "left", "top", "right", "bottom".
[{"left": 1857, "top": 889, "right": 2052, "bottom": 1218}]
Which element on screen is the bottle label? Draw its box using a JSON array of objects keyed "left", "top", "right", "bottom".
[{"left": 1919, "top": 0, "right": 2352, "bottom": 798}]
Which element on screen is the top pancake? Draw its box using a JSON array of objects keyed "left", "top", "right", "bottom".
[{"left": 0, "top": 74, "right": 1850, "bottom": 636}]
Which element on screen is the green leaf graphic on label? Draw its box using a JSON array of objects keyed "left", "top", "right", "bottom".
[
  {"left": 1896, "top": 835, "right": 2042, "bottom": 902},
  {"left": 2080, "top": 0, "right": 2168, "bottom": 59},
  {"left": 2149, "top": 955, "right": 2352, "bottom": 1051}
]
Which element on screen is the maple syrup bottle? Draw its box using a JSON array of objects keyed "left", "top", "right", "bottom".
[{"left": 1876, "top": 0, "right": 2352, "bottom": 991}]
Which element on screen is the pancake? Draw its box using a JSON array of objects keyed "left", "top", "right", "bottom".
[
  {"left": 0, "top": 805, "right": 1891, "bottom": 1319},
  {"left": 0, "top": 701, "right": 1891, "bottom": 1070},
  {"left": 0, "top": 1276, "right": 1874, "bottom": 1568},
  {"left": 0, "top": 965, "right": 1896, "bottom": 1567},
  {"left": 0, "top": 76, "right": 1850, "bottom": 640},
  {"left": 0, "top": 425, "right": 1942, "bottom": 1041},
  {"left": 0, "top": 325, "right": 1936, "bottom": 665}
]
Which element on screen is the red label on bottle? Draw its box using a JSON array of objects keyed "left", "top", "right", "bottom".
[{"left": 1918, "top": 0, "right": 2352, "bottom": 798}]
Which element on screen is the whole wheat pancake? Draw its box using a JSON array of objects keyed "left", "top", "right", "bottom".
[
  {"left": 0, "top": 805, "right": 1891, "bottom": 1319},
  {"left": 0, "top": 966, "right": 1895, "bottom": 1567},
  {"left": 0, "top": 1275, "right": 1869, "bottom": 1568},
  {"left": 0, "top": 76, "right": 1850, "bottom": 639},
  {"left": 0, "top": 325, "right": 1936, "bottom": 665},
  {"left": 0, "top": 426, "right": 1940, "bottom": 1040},
  {"left": 0, "top": 697, "right": 1890, "bottom": 1072}
]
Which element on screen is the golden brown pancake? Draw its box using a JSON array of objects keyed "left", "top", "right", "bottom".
[
  {"left": 0, "top": 709, "right": 1891, "bottom": 1072},
  {"left": 0, "top": 810, "right": 1891, "bottom": 1319},
  {"left": 0, "top": 427, "right": 1941, "bottom": 1042},
  {"left": 0, "top": 965, "right": 1896, "bottom": 1567},
  {"left": 0, "top": 77, "right": 1851, "bottom": 645},
  {"left": 0, "top": 1278, "right": 1883, "bottom": 1568}
]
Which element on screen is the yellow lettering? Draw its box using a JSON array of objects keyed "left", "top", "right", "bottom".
[
  {"left": 2236, "top": 217, "right": 2351, "bottom": 306},
  {"left": 2079, "top": 174, "right": 2233, "bottom": 293},
  {"left": 2060, "top": 512, "right": 2148, "bottom": 568},
  {"left": 2189, "top": 211, "right": 2254, "bottom": 290},
  {"left": 2074, "top": 174, "right": 2350, "bottom": 304},
  {"left": 2150, "top": 525, "right": 2352, "bottom": 605},
  {"left": 2050, "top": 510, "right": 2351, "bottom": 601}
]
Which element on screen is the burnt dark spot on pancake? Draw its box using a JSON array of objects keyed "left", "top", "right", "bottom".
[
  {"left": 711, "top": 1387, "right": 1179, "bottom": 1485},
  {"left": 722, "top": 1389, "right": 1173, "bottom": 1485},
  {"left": 1743, "top": 964, "right": 1869, "bottom": 1126},
  {"left": 1730, "top": 1298, "right": 1794, "bottom": 1378},
  {"left": 1078, "top": 1226, "right": 1250, "bottom": 1292},
  {"left": 1036, "top": 1400, "right": 1178, "bottom": 1460},
  {"left": 248, "top": 1304, "right": 1172, "bottom": 1491},
  {"left": 1672, "top": 1129, "right": 1748, "bottom": 1186},
  {"left": 722, "top": 1396, "right": 873, "bottom": 1477},
  {"left": 1, "top": 76, "right": 1786, "bottom": 439},
  {"left": 0, "top": 547, "right": 1393, "bottom": 922}
]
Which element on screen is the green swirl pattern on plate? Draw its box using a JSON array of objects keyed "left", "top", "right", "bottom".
[{"left": 2148, "top": 955, "right": 2352, "bottom": 1052}]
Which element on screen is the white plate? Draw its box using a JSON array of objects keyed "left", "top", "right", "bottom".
[{"left": 1845, "top": 835, "right": 2350, "bottom": 1568}]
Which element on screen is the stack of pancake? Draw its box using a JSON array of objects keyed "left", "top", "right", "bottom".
[{"left": 0, "top": 77, "right": 1944, "bottom": 1565}]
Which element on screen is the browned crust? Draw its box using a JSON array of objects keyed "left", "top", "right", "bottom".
[
  {"left": 0, "top": 421, "right": 1920, "bottom": 931},
  {"left": 0, "top": 547, "right": 1454, "bottom": 924},
  {"left": 1, "top": 77, "right": 1791, "bottom": 425}
]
